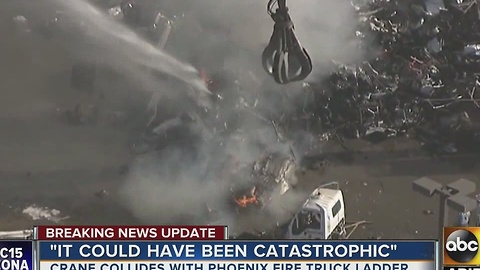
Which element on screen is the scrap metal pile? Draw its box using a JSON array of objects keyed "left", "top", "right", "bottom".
[{"left": 300, "top": 0, "right": 480, "bottom": 154}]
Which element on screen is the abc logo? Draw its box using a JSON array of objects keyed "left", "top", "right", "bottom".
[{"left": 445, "top": 229, "right": 479, "bottom": 263}]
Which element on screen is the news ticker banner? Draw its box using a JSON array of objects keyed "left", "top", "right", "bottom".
[
  {"left": 0, "top": 226, "right": 437, "bottom": 270},
  {"left": 38, "top": 241, "right": 436, "bottom": 270},
  {"left": 0, "top": 226, "right": 227, "bottom": 270}
]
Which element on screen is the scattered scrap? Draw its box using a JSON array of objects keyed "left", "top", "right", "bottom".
[{"left": 22, "top": 205, "right": 69, "bottom": 223}]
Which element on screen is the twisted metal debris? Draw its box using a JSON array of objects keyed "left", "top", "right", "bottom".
[{"left": 297, "top": 0, "right": 480, "bottom": 154}]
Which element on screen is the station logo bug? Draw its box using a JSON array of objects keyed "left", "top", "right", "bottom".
[{"left": 444, "top": 227, "right": 480, "bottom": 266}]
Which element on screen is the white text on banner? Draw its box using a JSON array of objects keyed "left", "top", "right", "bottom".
[{"left": 40, "top": 261, "right": 434, "bottom": 270}]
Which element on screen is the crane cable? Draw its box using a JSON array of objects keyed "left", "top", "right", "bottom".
[{"left": 262, "top": 0, "right": 313, "bottom": 84}]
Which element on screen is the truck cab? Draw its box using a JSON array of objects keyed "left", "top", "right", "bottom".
[{"left": 286, "top": 185, "right": 345, "bottom": 240}]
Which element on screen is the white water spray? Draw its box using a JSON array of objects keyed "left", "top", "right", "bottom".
[{"left": 45, "top": 0, "right": 210, "bottom": 94}]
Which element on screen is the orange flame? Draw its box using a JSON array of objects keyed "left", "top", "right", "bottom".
[
  {"left": 234, "top": 195, "right": 258, "bottom": 208},
  {"left": 234, "top": 186, "right": 260, "bottom": 208}
]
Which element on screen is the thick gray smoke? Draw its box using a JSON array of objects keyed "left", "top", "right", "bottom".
[
  {"left": 119, "top": 0, "right": 361, "bottom": 232},
  {"left": 157, "top": 0, "right": 361, "bottom": 76},
  {"left": 9, "top": 0, "right": 361, "bottom": 232}
]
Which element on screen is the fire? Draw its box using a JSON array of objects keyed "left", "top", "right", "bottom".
[
  {"left": 234, "top": 194, "right": 258, "bottom": 208},
  {"left": 234, "top": 186, "right": 260, "bottom": 208}
]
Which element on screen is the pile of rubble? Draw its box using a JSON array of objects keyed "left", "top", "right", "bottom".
[{"left": 298, "top": 0, "right": 480, "bottom": 154}]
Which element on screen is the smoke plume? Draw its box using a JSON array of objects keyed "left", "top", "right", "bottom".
[
  {"left": 8, "top": 0, "right": 363, "bottom": 232},
  {"left": 119, "top": 0, "right": 361, "bottom": 232}
]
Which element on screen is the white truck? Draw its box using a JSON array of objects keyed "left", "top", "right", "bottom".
[{"left": 285, "top": 182, "right": 346, "bottom": 240}]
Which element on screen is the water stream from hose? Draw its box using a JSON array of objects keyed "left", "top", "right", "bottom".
[{"left": 47, "top": 0, "right": 210, "bottom": 94}]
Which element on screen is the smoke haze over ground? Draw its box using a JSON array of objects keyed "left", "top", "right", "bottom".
[
  {"left": 4, "top": 0, "right": 480, "bottom": 242},
  {"left": 11, "top": 0, "right": 209, "bottom": 96},
  {"left": 162, "top": 0, "right": 362, "bottom": 73},
  {"left": 7, "top": 0, "right": 365, "bottom": 231},
  {"left": 117, "top": 0, "right": 364, "bottom": 230}
]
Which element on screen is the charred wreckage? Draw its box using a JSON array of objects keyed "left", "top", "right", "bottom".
[
  {"left": 231, "top": 153, "right": 297, "bottom": 211},
  {"left": 14, "top": 0, "right": 480, "bottom": 233}
]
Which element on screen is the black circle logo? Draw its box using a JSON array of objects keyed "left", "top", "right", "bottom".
[{"left": 445, "top": 229, "right": 479, "bottom": 263}]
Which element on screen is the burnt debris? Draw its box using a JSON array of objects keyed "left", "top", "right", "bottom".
[{"left": 231, "top": 153, "right": 297, "bottom": 211}]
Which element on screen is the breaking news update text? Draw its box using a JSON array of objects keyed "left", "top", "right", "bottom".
[
  {"left": 33, "top": 226, "right": 437, "bottom": 270},
  {"left": 36, "top": 226, "right": 228, "bottom": 241}
]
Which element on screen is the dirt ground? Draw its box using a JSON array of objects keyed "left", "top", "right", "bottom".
[{"left": 1, "top": 2, "right": 480, "bottom": 240}]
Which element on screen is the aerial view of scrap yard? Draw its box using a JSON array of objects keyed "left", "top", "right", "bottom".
[{"left": 1, "top": 0, "right": 480, "bottom": 240}]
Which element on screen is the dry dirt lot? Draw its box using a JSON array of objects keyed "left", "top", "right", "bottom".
[{"left": 1, "top": 1, "right": 480, "bottom": 240}]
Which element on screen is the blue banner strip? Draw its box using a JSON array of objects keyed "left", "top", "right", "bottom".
[
  {"left": 0, "top": 240, "right": 33, "bottom": 270},
  {"left": 39, "top": 241, "right": 435, "bottom": 261}
]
